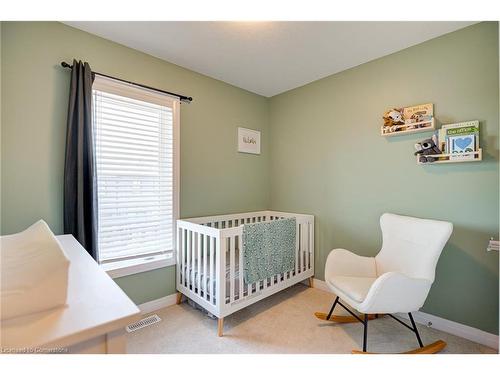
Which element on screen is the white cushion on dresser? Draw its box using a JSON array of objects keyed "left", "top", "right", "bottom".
[{"left": 1, "top": 220, "right": 70, "bottom": 320}]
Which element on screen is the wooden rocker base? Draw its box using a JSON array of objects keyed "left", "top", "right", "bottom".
[
  {"left": 319, "top": 297, "right": 441, "bottom": 354},
  {"left": 352, "top": 340, "right": 447, "bottom": 354},
  {"left": 314, "top": 311, "right": 379, "bottom": 323}
]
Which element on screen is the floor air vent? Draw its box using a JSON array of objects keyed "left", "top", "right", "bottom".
[{"left": 126, "top": 314, "right": 161, "bottom": 333}]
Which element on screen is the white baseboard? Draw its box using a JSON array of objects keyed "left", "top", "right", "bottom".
[
  {"left": 311, "top": 278, "right": 499, "bottom": 350},
  {"left": 396, "top": 310, "right": 499, "bottom": 350},
  {"left": 138, "top": 293, "right": 178, "bottom": 314}
]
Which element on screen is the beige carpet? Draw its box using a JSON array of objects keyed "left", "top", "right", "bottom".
[{"left": 127, "top": 284, "right": 496, "bottom": 354}]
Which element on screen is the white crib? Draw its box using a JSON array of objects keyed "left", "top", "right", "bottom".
[{"left": 176, "top": 210, "right": 314, "bottom": 336}]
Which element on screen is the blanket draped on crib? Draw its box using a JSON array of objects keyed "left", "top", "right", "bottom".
[{"left": 242, "top": 218, "right": 296, "bottom": 284}]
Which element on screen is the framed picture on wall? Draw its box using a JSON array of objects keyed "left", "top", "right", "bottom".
[{"left": 238, "top": 127, "right": 261, "bottom": 155}]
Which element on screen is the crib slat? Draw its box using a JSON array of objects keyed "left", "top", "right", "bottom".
[
  {"left": 300, "top": 224, "right": 304, "bottom": 272},
  {"left": 229, "top": 236, "right": 236, "bottom": 303},
  {"left": 177, "top": 228, "right": 184, "bottom": 285},
  {"left": 203, "top": 234, "right": 208, "bottom": 300},
  {"left": 300, "top": 223, "right": 304, "bottom": 272},
  {"left": 176, "top": 227, "right": 180, "bottom": 287},
  {"left": 186, "top": 230, "right": 189, "bottom": 287},
  {"left": 186, "top": 230, "right": 191, "bottom": 289},
  {"left": 309, "top": 222, "right": 314, "bottom": 271},
  {"left": 192, "top": 230, "right": 196, "bottom": 289},
  {"left": 210, "top": 237, "right": 215, "bottom": 305},
  {"left": 192, "top": 231, "right": 196, "bottom": 288},
  {"left": 183, "top": 230, "right": 187, "bottom": 286},
  {"left": 301, "top": 223, "right": 305, "bottom": 271},
  {"left": 219, "top": 237, "right": 226, "bottom": 306},
  {"left": 197, "top": 233, "right": 202, "bottom": 296},
  {"left": 307, "top": 223, "right": 312, "bottom": 270},
  {"left": 295, "top": 223, "right": 299, "bottom": 277},
  {"left": 215, "top": 236, "right": 220, "bottom": 305},
  {"left": 304, "top": 223, "right": 308, "bottom": 270},
  {"left": 238, "top": 236, "right": 244, "bottom": 300}
]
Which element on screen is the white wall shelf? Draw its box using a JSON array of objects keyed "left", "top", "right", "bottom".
[
  {"left": 417, "top": 149, "right": 482, "bottom": 165},
  {"left": 487, "top": 238, "right": 499, "bottom": 252},
  {"left": 381, "top": 118, "right": 435, "bottom": 137}
]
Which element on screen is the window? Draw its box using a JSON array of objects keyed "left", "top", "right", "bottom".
[{"left": 92, "top": 76, "right": 179, "bottom": 277}]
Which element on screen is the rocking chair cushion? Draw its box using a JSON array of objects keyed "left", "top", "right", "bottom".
[{"left": 328, "top": 276, "right": 376, "bottom": 302}]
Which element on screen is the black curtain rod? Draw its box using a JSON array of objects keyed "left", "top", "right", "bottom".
[{"left": 61, "top": 61, "right": 193, "bottom": 103}]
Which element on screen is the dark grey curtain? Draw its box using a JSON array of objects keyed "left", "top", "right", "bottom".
[{"left": 63, "top": 59, "right": 98, "bottom": 259}]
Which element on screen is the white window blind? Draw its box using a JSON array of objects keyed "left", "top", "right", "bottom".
[{"left": 92, "top": 76, "right": 179, "bottom": 264}]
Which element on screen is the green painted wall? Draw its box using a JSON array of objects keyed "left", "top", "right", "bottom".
[
  {"left": 1, "top": 22, "right": 270, "bottom": 305},
  {"left": 269, "top": 22, "right": 499, "bottom": 334}
]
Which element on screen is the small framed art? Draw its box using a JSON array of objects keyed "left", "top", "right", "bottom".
[{"left": 238, "top": 127, "right": 261, "bottom": 155}]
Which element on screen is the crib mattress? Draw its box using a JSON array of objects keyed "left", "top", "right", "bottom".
[
  {"left": 183, "top": 261, "right": 242, "bottom": 301},
  {"left": 183, "top": 262, "right": 292, "bottom": 302}
]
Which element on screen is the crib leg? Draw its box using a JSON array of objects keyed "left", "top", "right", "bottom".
[
  {"left": 176, "top": 292, "right": 183, "bottom": 305},
  {"left": 218, "top": 318, "right": 224, "bottom": 337},
  {"left": 308, "top": 277, "right": 314, "bottom": 288}
]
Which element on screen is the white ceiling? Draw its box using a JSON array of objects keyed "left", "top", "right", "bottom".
[{"left": 64, "top": 21, "right": 476, "bottom": 97}]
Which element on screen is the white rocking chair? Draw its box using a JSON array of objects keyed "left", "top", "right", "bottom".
[{"left": 315, "top": 213, "right": 453, "bottom": 354}]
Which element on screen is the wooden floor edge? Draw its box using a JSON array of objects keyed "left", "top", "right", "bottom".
[{"left": 351, "top": 340, "right": 447, "bottom": 354}]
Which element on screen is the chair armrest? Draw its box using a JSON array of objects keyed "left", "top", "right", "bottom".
[
  {"left": 359, "top": 272, "right": 432, "bottom": 314},
  {"left": 324, "top": 248, "right": 377, "bottom": 281}
]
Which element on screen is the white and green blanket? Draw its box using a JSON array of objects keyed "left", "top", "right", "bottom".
[{"left": 242, "top": 218, "right": 296, "bottom": 285}]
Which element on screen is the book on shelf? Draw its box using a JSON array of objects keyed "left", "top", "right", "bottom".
[
  {"left": 441, "top": 120, "right": 479, "bottom": 160},
  {"left": 403, "top": 103, "right": 433, "bottom": 124}
]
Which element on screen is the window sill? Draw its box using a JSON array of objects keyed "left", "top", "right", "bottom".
[{"left": 101, "top": 254, "right": 176, "bottom": 279}]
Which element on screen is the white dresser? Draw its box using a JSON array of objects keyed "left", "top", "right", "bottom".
[{"left": 1, "top": 235, "right": 141, "bottom": 354}]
